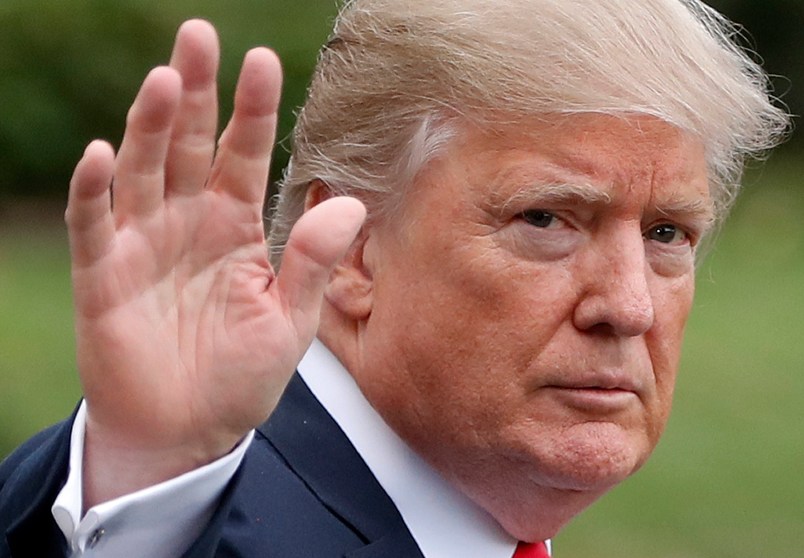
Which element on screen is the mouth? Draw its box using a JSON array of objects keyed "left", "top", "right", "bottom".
[
  {"left": 548, "top": 368, "right": 643, "bottom": 391},
  {"left": 542, "top": 373, "right": 643, "bottom": 414},
  {"left": 543, "top": 385, "right": 639, "bottom": 414}
]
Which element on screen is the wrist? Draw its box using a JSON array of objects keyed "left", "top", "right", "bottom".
[{"left": 81, "top": 412, "right": 242, "bottom": 510}]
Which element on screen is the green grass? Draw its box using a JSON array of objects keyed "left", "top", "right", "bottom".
[
  {"left": 0, "top": 202, "right": 80, "bottom": 453},
  {"left": 1, "top": 160, "right": 802, "bottom": 556}
]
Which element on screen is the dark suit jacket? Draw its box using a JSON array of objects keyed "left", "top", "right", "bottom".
[{"left": 0, "top": 375, "right": 426, "bottom": 557}]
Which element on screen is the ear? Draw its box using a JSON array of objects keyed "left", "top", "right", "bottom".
[{"left": 305, "top": 181, "right": 374, "bottom": 320}]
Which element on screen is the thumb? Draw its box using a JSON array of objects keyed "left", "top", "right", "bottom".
[{"left": 273, "top": 196, "right": 367, "bottom": 327}]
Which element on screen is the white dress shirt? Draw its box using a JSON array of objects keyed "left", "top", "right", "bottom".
[
  {"left": 51, "top": 402, "right": 252, "bottom": 557},
  {"left": 52, "top": 339, "right": 550, "bottom": 557}
]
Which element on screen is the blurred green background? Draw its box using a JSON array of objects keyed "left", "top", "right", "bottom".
[{"left": 0, "top": 1, "right": 801, "bottom": 556}]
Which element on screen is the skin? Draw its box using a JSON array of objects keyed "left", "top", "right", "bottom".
[{"left": 319, "top": 115, "right": 714, "bottom": 541}]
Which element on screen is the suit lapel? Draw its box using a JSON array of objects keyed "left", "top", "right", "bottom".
[
  {"left": 343, "top": 524, "right": 426, "bottom": 557},
  {"left": 259, "top": 374, "right": 424, "bottom": 557}
]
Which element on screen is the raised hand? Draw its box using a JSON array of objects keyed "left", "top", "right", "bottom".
[{"left": 65, "top": 20, "right": 365, "bottom": 507}]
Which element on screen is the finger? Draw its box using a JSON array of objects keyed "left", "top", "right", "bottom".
[
  {"left": 165, "top": 19, "right": 220, "bottom": 196},
  {"left": 112, "top": 66, "right": 182, "bottom": 222},
  {"left": 274, "top": 197, "right": 367, "bottom": 326},
  {"left": 66, "top": 140, "right": 116, "bottom": 267},
  {"left": 209, "top": 47, "right": 282, "bottom": 207}
]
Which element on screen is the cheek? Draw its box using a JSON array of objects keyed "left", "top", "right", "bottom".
[
  {"left": 410, "top": 239, "right": 574, "bottom": 358},
  {"left": 646, "top": 275, "right": 696, "bottom": 409},
  {"left": 367, "top": 238, "right": 578, "bottom": 424}
]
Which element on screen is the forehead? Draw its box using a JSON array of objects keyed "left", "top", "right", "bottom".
[{"left": 420, "top": 114, "right": 713, "bottom": 218}]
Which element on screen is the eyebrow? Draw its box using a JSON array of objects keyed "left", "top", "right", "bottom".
[
  {"left": 654, "top": 197, "right": 716, "bottom": 228},
  {"left": 496, "top": 182, "right": 613, "bottom": 215}
]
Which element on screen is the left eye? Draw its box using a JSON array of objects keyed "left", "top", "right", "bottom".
[
  {"left": 520, "top": 210, "right": 557, "bottom": 228},
  {"left": 646, "top": 224, "right": 687, "bottom": 244}
]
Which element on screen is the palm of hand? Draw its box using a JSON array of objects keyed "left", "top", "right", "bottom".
[
  {"left": 74, "top": 191, "right": 292, "bottom": 451},
  {"left": 66, "top": 21, "right": 364, "bottom": 501}
]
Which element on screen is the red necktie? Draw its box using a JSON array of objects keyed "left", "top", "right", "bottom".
[{"left": 513, "top": 540, "right": 550, "bottom": 557}]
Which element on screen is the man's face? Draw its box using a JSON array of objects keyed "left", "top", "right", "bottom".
[{"left": 352, "top": 114, "right": 713, "bottom": 536}]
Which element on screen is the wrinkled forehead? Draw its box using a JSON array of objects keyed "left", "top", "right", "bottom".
[
  {"left": 405, "top": 113, "right": 714, "bottom": 222},
  {"left": 457, "top": 112, "right": 703, "bottom": 169}
]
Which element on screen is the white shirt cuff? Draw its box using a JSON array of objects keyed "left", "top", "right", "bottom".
[{"left": 51, "top": 401, "right": 253, "bottom": 557}]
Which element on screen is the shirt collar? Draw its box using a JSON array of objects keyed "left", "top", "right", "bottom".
[{"left": 298, "top": 338, "right": 525, "bottom": 558}]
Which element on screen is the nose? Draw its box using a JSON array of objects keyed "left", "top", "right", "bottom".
[{"left": 572, "top": 227, "right": 655, "bottom": 337}]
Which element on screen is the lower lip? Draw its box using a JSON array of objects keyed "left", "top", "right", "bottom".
[{"left": 545, "top": 387, "right": 638, "bottom": 413}]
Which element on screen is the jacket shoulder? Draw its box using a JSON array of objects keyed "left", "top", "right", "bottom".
[
  {"left": 0, "top": 419, "right": 71, "bottom": 486},
  {"left": 0, "top": 413, "right": 75, "bottom": 558}
]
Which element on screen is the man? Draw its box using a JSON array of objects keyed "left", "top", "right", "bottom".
[{"left": 0, "top": 1, "right": 788, "bottom": 556}]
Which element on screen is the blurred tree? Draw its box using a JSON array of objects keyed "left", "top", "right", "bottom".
[
  {"left": 708, "top": 0, "right": 802, "bottom": 138},
  {"left": 0, "top": 0, "right": 337, "bottom": 199},
  {"left": 0, "top": 2, "right": 174, "bottom": 197}
]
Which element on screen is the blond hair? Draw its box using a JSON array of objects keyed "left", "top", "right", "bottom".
[{"left": 268, "top": 0, "right": 789, "bottom": 266}]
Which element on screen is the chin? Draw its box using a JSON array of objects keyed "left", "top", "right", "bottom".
[
  {"left": 484, "top": 415, "right": 655, "bottom": 494},
  {"left": 530, "top": 423, "right": 653, "bottom": 492}
]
